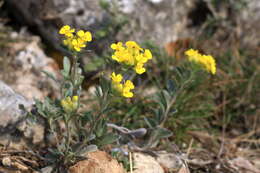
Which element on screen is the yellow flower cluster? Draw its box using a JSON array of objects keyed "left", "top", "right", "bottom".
[
  {"left": 185, "top": 49, "right": 216, "bottom": 75},
  {"left": 111, "top": 41, "right": 152, "bottom": 74},
  {"left": 59, "top": 25, "right": 92, "bottom": 52},
  {"left": 61, "top": 96, "right": 79, "bottom": 113},
  {"left": 111, "top": 72, "right": 135, "bottom": 98}
]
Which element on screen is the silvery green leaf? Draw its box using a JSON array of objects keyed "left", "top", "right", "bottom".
[
  {"left": 166, "top": 79, "right": 175, "bottom": 93},
  {"left": 126, "top": 128, "right": 147, "bottom": 138},
  {"left": 162, "top": 90, "right": 171, "bottom": 106},
  {"left": 78, "top": 145, "right": 98, "bottom": 156},
  {"left": 42, "top": 70, "right": 57, "bottom": 82},
  {"left": 87, "top": 134, "right": 96, "bottom": 142},
  {"left": 95, "top": 119, "right": 106, "bottom": 137},
  {"left": 97, "top": 133, "right": 118, "bottom": 146},
  {"left": 63, "top": 56, "right": 71, "bottom": 75}
]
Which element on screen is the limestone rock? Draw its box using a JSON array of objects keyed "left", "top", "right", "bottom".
[
  {"left": 133, "top": 152, "right": 164, "bottom": 173},
  {"left": 5, "top": 0, "right": 193, "bottom": 50},
  {"left": 0, "top": 31, "right": 60, "bottom": 100},
  {"left": 155, "top": 151, "right": 183, "bottom": 172},
  {"left": 0, "top": 81, "right": 32, "bottom": 128},
  {"left": 0, "top": 81, "right": 44, "bottom": 149},
  {"left": 69, "top": 151, "right": 126, "bottom": 173}
]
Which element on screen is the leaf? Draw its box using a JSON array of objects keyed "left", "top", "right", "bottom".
[
  {"left": 42, "top": 70, "right": 57, "bottom": 82},
  {"left": 155, "top": 108, "right": 164, "bottom": 124},
  {"left": 162, "top": 90, "right": 171, "bottom": 106},
  {"left": 63, "top": 56, "right": 71, "bottom": 75},
  {"left": 95, "top": 86, "right": 103, "bottom": 98},
  {"left": 144, "top": 117, "right": 157, "bottom": 128},
  {"left": 95, "top": 119, "right": 106, "bottom": 137},
  {"left": 127, "top": 128, "right": 147, "bottom": 138},
  {"left": 166, "top": 79, "right": 176, "bottom": 94},
  {"left": 63, "top": 82, "right": 73, "bottom": 97},
  {"left": 77, "top": 145, "right": 98, "bottom": 156},
  {"left": 146, "top": 127, "right": 173, "bottom": 148},
  {"left": 81, "top": 111, "right": 93, "bottom": 125},
  {"left": 87, "top": 134, "right": 96, "bottom": 142},
  {"left": 100, "top": 77, "right": 110, "bottom": 93},
  {"left": 97, "top": 133, "right": 118, "bottom": 146},
  {"left": 155, "top": 127, "right": 173, "bottom": 139}
]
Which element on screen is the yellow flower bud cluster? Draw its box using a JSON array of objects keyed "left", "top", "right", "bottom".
[
  {"left": 61, "top": 96, "right": 79, "bottom": 113},
  {"left": 59, "top": 25, "right": 92, "bottom": 52},
  {"left": 185, "top": 49, "right": 216, "bottom": 75},
  {"left": 110, "top": 72, "right": 135, "bottom": 98},
  {"left": 111, "top": 41, "right": 152, "bottom": 74}
]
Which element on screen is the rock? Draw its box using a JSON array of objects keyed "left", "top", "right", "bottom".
[
  {"left": 41, "top": 166, "right": 54, "bottom": 173},
  {"left": 4, "top": 0, "right": 260, "bottom": 54},
  {"left": 0, "top": 81, "right": 32, "bottom": 128},
  {"left": 0, "top": 81, "right": 44, "bottom": 149},
  {"left": 147, "top": 0, "right": 164, "bottom": 4},
  {"left": 12, "top": 38, "right": 60, "bottom": 100},
  {"left": 133, "top": 152, "right": 164, "bottom": 173},
  {"left": 155, "top": 151, "right": 183, "bottom": 172},
  {"left": 0, "top": 27, "right": 60, "bottom": 149},
  {"left": 228, "top": 157, "right": 260, "bottom": 173},
  {"left": 4, "top": 0, "right": 193, "bottom": 50},
  {"left": 0, "top": 30, "right": 60, "bottom": 100},
  {"left": 69, "top": 150, "right": 125, "bottom": 173},
  {"left": 2, "top": 157, "right": 12, "bottom": 167},
  {"left": 114, "top": 0, "right": 137, "bottom": 14}
]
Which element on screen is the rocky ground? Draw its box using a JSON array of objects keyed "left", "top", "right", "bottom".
[{"left": 0, "top": 0, "right": 259, "bottom": 172}]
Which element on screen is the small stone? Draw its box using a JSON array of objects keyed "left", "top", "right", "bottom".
[
  {"left": 133, "top": 152, "right": 164, "bottom": 173},
  {"left": 41, "top": 166, "right": 54, "bottom": 173},
  {"left": 147, "top": 0, "right": 164, "bottom": 4},
  {"left": 2, "top": 157, "right": 11, "bottom": 167},
  {"left": 155, "top": 151, "right": 183, "bottom": 171},
  {"left": 69, "top": 150, "right": 126, "bottom": 173}
]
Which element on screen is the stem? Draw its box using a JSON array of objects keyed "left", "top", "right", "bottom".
[
  {"left": 71, "top": 54, "right": 79, "bottom": 95},
  {"left": 65, "top": 117, "right": 71, "bottom": 154},
  {"left": 160, "top": 96, "right": 176, "bottom": 127}
]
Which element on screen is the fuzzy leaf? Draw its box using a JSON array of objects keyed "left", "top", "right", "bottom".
[
  {"left": 63, "top": 56, "right": 71, "bottom": 75},
  {"left": 77, "top": 145, "right": 98, "bottom": 156},
  {"left": 42, "top": 70, "right": 57, "bottom": 82},
  {"left": 97, "top": 133, "right": 118, "bottom": 146}
]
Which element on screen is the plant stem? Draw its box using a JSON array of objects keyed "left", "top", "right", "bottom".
[
  {"left": 65, "top": 117, "right": 71, "bottom": 154},
  {"left": 71, "top": 54, "right": 79, "bottom": 95}
]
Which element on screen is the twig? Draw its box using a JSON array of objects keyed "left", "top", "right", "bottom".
[
  {"left": 129, "top": 151, "right": 133, "bottom": 173},
  {"left": 186, "top": 138, "right": 194, "bottom": 157}
]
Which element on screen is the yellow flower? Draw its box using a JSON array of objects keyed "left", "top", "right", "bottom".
[
  {"left": 72, "top": 38, "right": 86, "bottom": 52},
  {"left": 122, "top": 80, "right": 135, "bottom": 98},
  {"left": 124, "top": 80, "right": 134, "bottom": 90},
  {"left": 59, "top": 25, "right": 92, "bottom": 52},
  {"left": 111, "top": 72, "right": 123, "bottom": 83},
  {"left": 110, "top": 73, "right": 135, "bottom": 98},
  {"left": 63, "top": 37, "right": 74, "bottom": 50},
  {"left": 185, "top": 49, "right": 200, "bottom": 62},
  {"left": 126, "top": 41, "right": 142, "bottom": 50},
  {"left": 200, "top": 55, "right": 216, "bottom": 75},
  {"left": 144, "top": 49, "right": 152, "bottom": 60},
  {"left": 114, "top": 83, "right": 123, "bottom": 92},
  {"left": 134, "top": 63, "right": 146, "bottom": 74},
  {"left": 185, "top": 49, "right": 216, "bottom": 75},
  {"left": 122, "top": 88, "right": 133, "bottom": 98},
  {"left": 59, "top": 25, "right": 75, "bottom": 37},
  {"left": 61, "top": 96, "right": 78, "bottom": 113},
  {"left": 77, "top": 30, "right": 92, "bottom": 42},
  {"left": 72, "top": 95, "right": 78, "bottom": 103},
  {"left": 111, "top": 42, "right": 123, "bottom": 50},
  {"left": 111, "top": 41, "right": 152, "bottom": 74}
]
